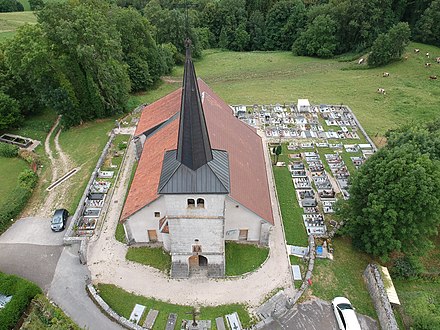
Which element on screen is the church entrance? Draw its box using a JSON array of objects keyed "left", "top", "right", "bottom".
[{"left": 188, "top": 255, "right": 208, "bottom": 277}]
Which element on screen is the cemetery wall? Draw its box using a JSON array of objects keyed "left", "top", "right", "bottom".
[{"left": 363, "top": 264, "right": 398, "bottom": 330}]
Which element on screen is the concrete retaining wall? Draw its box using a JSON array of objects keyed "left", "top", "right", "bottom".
[
  {"left": 363, "top": 264, "right": 398, "bottom": 330},
  {"left": 87, "top": 284, "right": 145, "bottom": 330}
]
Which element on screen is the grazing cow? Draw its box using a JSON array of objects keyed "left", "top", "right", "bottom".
[
  {"left": 430, "top": 75, "right": 438, "bottom": 80},
  {"left": 358, "top": 58, "right": 364, "bottom": 64},
  {"left": 436, "top": 57, "right": 440, "bottom": 64},
  {"left": 383, "top": 72, "right": 390, "bottom": 77},
  {"left": 377, "top": 88, "right": 386, "bottom": 94},
  {"left": 414, "top": 48, "right": 420, "bottom": 53},
  {"left": 426, "top": 52, "right": 430, "bottom": 58},
  {"left": 425, "top": 63, "right": 431, "bottom": 67}
]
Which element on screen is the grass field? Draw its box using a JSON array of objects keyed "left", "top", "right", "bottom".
[
  {"left": 0, "top": 11, "right": 36, "bottom": 41},
  {"left": 225, "top": 242, "right": 269, "bottom": 276},
  {"left": 134, "top": 43, "right": 440, "bottom": 145},
  {"left": 97, "top": 283, "right": 251, "bottom": 330},
  {"left": 126, "top": 246, "right": 171, "bottom": 273},
  {"left": 0, "top": 156, "right": 28, "bottom": 203},
  {"left": 311, "top": 238, "right": 376, "bottom": 318}
]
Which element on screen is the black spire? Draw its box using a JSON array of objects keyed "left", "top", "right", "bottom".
[{"left": 176, "top": 39, "right": 213, "bottom": 171}]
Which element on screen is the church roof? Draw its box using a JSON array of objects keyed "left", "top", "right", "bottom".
[{"left": 121, "top": 80, "right": 274, "bottom": 225}]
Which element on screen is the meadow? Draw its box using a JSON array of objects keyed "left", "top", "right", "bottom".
[{"left": 0, "top": 11, "right": 36, "bottom": 41}]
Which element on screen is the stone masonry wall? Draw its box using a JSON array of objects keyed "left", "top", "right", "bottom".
[{"left": 363, "top": 264, "right": 398, "bottom": 330}]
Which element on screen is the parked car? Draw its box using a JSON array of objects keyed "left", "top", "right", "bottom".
[
  {"left": 51, "top": 209, "right": 69, "bottom": 232},
  {"left": 331, "top": 297, "right": 361, "bottom": 330}
]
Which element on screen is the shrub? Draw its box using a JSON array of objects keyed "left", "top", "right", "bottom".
[
  {"left": 390, "top": 255, "right": 424, "bottom": 279},
  {"left": 18, "top": 169, "right": 38, "bottom": 190},
  {"left": 0, "top": 143, "right": 19, "bottom": 158},
  {"left": 0, "top": 273, "right": 42, "bottom": 330},
  {"left": 18, "top": 149, "right": 40, "bottom": 165},
  {"left": 0, "top": 186, "right": 33, "bottom": 234},
  {"left": 118, "top": 141, "right": 127, "bottom": 151}
]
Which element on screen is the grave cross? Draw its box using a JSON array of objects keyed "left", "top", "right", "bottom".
[{"left": 186, "top": 307, "right": 200, "bottom": 327}]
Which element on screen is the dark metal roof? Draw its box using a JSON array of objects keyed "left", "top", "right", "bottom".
[
  {"left": 158, "top": 149, "right": 230, "bottom": 194},
  {"left": 176, "top": 39, "right": 213, "bottom": 171}
]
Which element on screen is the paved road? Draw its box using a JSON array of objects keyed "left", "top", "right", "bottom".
[
  {"left": 0, "top": 216, "right": 123, "bottom": 330},
  {"left": 261, "top": 299, "right": 378, "bottom": 330}
]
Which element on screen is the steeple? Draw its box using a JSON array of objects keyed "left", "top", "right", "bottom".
[{"left": 176, "top": 39, "right": 213, "bottom": 171}]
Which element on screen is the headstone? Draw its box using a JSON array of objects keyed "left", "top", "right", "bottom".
[
  {"left": 166, "top": 313, "right": 177, "bottom": 330},
  {"left": 143, "top": 309, "right": 159, "bottom": 329},
  {"left": 226, "top": 313, "right": 242, "bottom": 330},
  {"left": 129, "top": 304, "right": 145, "bottom": 324},
  {"left": 215, "top": 317, "right": 226, "bottom": 330},
  {"left": 292, "top": 265, "right": 302, "bottom": 280}
]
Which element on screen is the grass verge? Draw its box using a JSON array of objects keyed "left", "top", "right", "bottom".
[
  {"left": 311, "top": 237, "right": 376, "bottom": 318},
  {"left": 126, "top": 246, "right": 171, "bottom": 274},
  {"left": 225, "top": 242, "right": 269, "bottom": 276},
  {"left": 96, "top": 283, "right": 251, "bottom": 330}
]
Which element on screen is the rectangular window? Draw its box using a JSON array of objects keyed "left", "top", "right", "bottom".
[
  {"left": 154, "top": 212, "right": 160, "bottom": 217},
  {"left": 239, "top": 229, "right": 248, "bottom": 241}
]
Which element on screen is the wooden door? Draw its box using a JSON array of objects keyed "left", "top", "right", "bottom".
[
  {"left": 239, "top": 229, "right": 248, "bottom": 240},
  {"left": 148, "top": 230, "right": 157, "bottom": 242},
  {"left": 188, "top": 255, "right": 199, "bottom": 268}
]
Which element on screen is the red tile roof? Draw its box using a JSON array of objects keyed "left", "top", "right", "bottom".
[
  {"left": 134, "top": 88, "right": 181, "bottom": 136},
  {"left": 121, "top": 79, "right": 274, "bottom": 225}
]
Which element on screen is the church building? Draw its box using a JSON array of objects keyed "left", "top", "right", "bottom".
[{"left": 120, "top": 40, "right": 273, "bottom": 278}]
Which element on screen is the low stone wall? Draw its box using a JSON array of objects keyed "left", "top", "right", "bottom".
[
  {"left": 87, "top": 284, "right": 144, "bottom": 330},
  {"left": 363, "top": 264, "right": 398, "bottom": 330}
]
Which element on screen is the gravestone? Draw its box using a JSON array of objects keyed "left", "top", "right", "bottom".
[
  {"left": 215, "top": 317, "right": 226, "bottom": 330},
  {"left": 143, "top": 309, "right": 159, "bottom": 329},
  {"left": 165, "top": 313, "right": 177, "bottom": 330}
]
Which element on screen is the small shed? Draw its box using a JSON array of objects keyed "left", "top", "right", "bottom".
[{"left": 297, "top": 99, "right": 311, "bottom": 113}]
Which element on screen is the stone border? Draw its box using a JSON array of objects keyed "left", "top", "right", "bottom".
[
  {"left": 86, "top": 284, "right": 144, "bottom": 330},
  {"left": 363, "top": 264, "right": 398, "bottom": 330}
]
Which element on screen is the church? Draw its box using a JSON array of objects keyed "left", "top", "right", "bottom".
[{"left": 120, "top": 40, "right": 273, "bottom": 278}]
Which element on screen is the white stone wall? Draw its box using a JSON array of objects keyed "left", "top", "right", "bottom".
[
  {"left": 123, "top": 197, "right": 166, "bottom": 243},
  {"left": 168, "top": 217, "right": 225, "bottom": 254},
  {"left": 224, "top": 197, "right": 266, "bottom": 242},
  {"left": 164, "top": 194, "right": 225, "bottom": 218}
]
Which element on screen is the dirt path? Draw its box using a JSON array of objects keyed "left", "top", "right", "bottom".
[
  {"left": 35, "top": 116, "right": 75, "bottom": 217},
  {"left": 87, "top": 131, "right": 294, "bottom": 309}
]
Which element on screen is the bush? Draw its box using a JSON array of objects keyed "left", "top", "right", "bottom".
[
  {"left": 0, "top": 187, "right": 31, "bottom": 233},
  {"left": 118, "top": 141, "right": 127, "bottom": 151},
  {"left": 0, "top": 143, "right": 19, "bottom": 158},
  {"left": 390, "top": 255, "right": 425, "bottom": 279},
  {"left": 0, "top": 273, "right": 42, "bottom": 330},
  {"left": 18, "top": 169, "right": 38, "bottom": 190}
]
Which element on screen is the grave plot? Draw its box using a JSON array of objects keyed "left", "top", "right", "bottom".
[{"left": 325, "top": 154, "right": 350, "bottom": 199}]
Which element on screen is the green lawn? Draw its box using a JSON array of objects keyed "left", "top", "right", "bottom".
[
  {"left": 126, "top": 246, "right": 172, "bottom": 274},
  {"left": 225, "top": 242, "right": 269, "bottom": 276},
  {"left": 311, "top": 238, "right": 376, "bottom": 318},
  {"left": 134, "top": 43, "right": 440, "bottom": 145},
  {"left": 0, "top": 11, "right": 36, "bottom": 40},
  {"left": 97, "top": 283, "right": 251, "bottom": 330},
  {"left": 272, "top": 164, "right": 308, "bottom": 246},
  {"left": 0, "top": 156, "right": 28, "bottom": 203},
  {"left": 58, "top": 118, "right": 115, "bottom": 212}
]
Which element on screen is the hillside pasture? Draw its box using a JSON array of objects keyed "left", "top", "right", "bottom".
[
  {"left": 135, "top": 43, "right": 440, "bottom": 145},
  {"left": 0, "top": 11, "right": 36, "bottom": 41}
]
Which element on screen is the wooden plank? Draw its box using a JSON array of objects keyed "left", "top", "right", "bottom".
[
  {"left": 215, "top": 316, "right": 226, "bottom": 330},
  {"left": 143, "top": 309, "right": 159, "bottom": 329},
  {"left": 165, "top": 313, "right": 177, "bottom": 330}
]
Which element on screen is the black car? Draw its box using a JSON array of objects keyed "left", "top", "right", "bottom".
[{"left": 51, "top": 209, "right": 69, "bottom": 232}]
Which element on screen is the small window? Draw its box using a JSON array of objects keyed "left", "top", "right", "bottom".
[
  {"left": 187, "top": 199, "right": 195, "bottom": 208},
  {"left": 154, "top": 212, "right": 160, "bottom": 217},
  {"left": 197, "top": 198, "right": 205, "bottom": 208}
]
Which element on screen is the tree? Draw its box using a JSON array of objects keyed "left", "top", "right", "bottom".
[
  {"left": 414, "top": 0, "right": 440, "bottom": 47},
  {"left": 29, "top": 0, "right": 44, "bottom": 11},
  {"left": 0, "top": 92, "right": 22, "bottom": 130},
  {"left": 292, "top": 14, "right": 338, "bottom": 58},
  {"left": 368, "top": 22, "right": 410, "bottom": 67},
  {"left": 0, "top": 0, "right": 23, "bottom": 12},
  {"left": 274, "top": 145, "right": 282, "bottom": 163},
  {"left": 37, "top": 0, "right": 131, "bottom": 126},
  {"left": 265, "top": 0, "right": 306, "bottom": 50},
  {"left": 247, "top": 10, "right": 266, "bottom": 50},
  {"left": 337, "top": 130, "right": 440, "bottom": 260}
]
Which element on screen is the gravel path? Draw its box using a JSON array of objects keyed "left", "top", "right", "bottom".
[{"left": 87, "top": 132, "right": 294, "bottom": 308}]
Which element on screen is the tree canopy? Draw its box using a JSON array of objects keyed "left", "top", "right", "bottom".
[{"left": 337, "top": 122, "right": 440, "bottom": 260}]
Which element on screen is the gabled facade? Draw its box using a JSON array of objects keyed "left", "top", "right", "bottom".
[{"left": 121, "top": 40, "right": 273, "bottom": 278}]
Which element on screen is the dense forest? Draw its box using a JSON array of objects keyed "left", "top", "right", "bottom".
[{"left": 0, "top": 0, "right": 439, "bottom": 128}]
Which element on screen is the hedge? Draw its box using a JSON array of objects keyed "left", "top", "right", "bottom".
[
  {"left": 0, "top": 273, "right": 42, "bottom": 330},
  {"left": 0, "top": 143, "right": 19, "bottom": 158}
]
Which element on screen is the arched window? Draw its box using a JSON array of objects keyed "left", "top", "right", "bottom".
[
  {"left": 197, "top": 198, "right": 205, "bottom": 208},
  {"left": 187, "top": 198, "right": 195, "bottom": 208}
]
